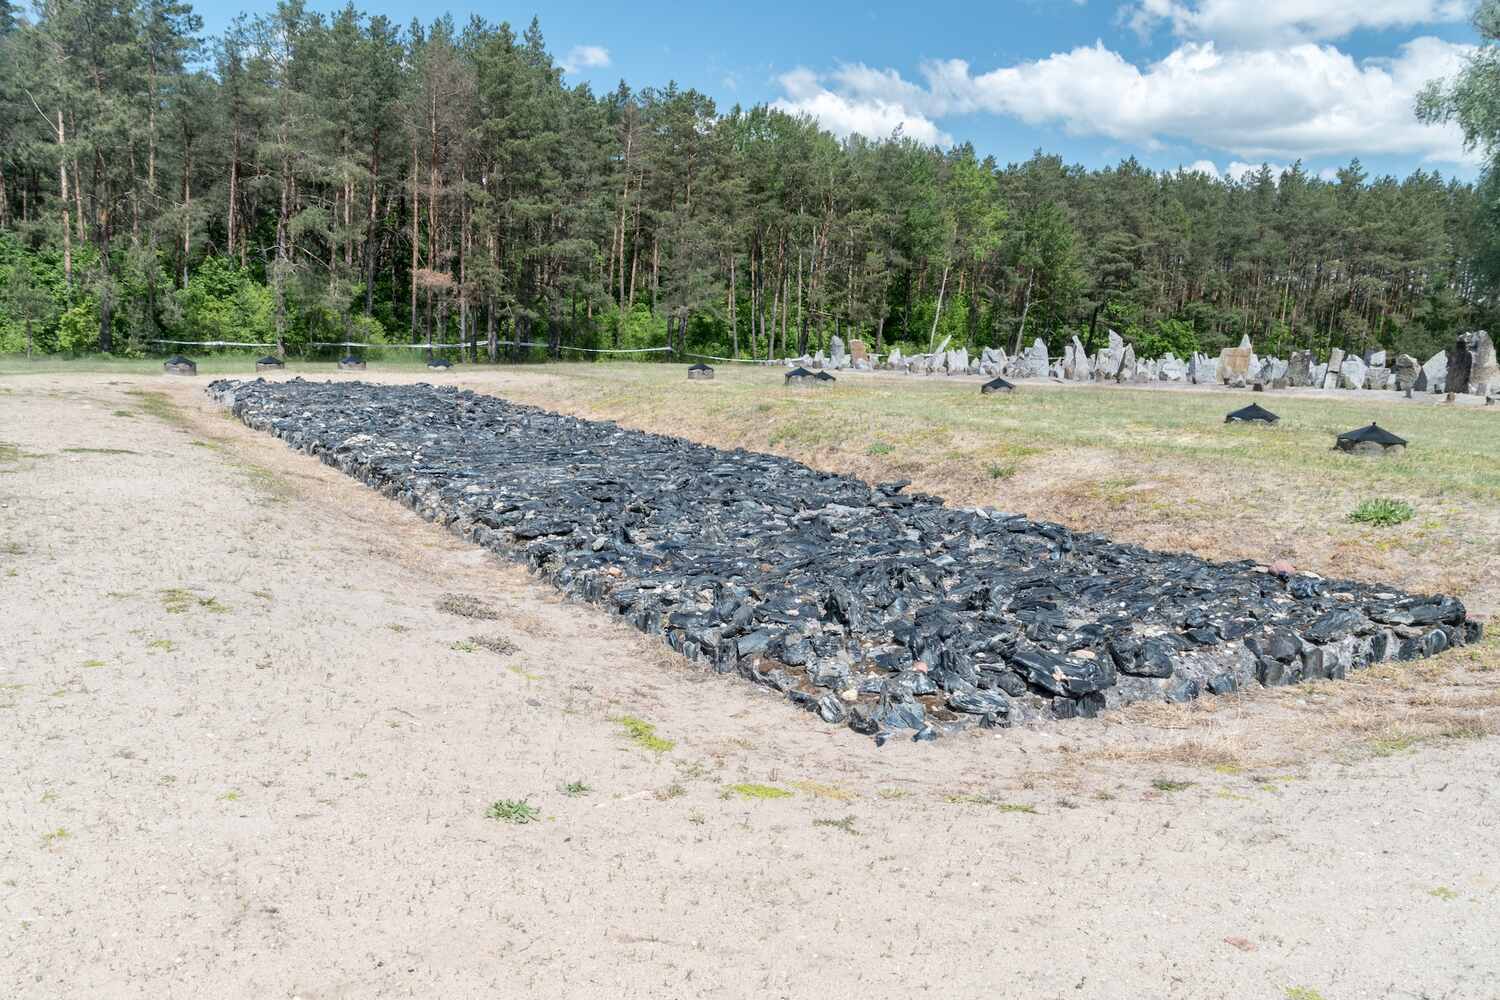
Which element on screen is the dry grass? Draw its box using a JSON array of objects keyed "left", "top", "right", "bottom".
[{"left": 477, "top": 364, "right": 1500, "bottom": 618}]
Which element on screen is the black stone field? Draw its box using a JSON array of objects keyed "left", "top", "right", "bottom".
[{"left": 210, "top": 378, "right": 1480, "bottom": 744}]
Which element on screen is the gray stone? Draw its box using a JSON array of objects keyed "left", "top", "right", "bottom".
[
  {"left": 1117, "top": 344, "right": 1137, "bottom": 382},
  {"left": 1323, "top": 349, "right": 1345, "bottom": 389},
  {"left": 1366, "top": 349, "right": 1387, "bottom": 367},
  {"left": 830, "top": 335, "right": 847, "bottom": 370},
  {"left": 1339, "top": 355, "right": 1368, "bottom": 390},
  {"left": 1288, "top": 350, "right": 1313, "bottom": 386},
  {"left": 1421, "top": 351, "right": 1447, "bottom": 393},
  {"left": 1393, "top": 354, "right": 1420, "bottom": 392},
  {"left": 1217, "top": 344, "right": 1253, "bottom": 384},
  {"left": 1025, "top": 338, "right": 1049, "bottom": 378},
  {"left": 1448, "top": 330, "right": 1498, "bottom": 395},
  {"left": 1362, "top": 366, "right": 1389, "bottom": 391}
]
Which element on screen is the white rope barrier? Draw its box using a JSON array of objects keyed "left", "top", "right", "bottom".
[
  {"left": 307, "top": 340, "right": 482, "bottom": 349},
  {"left": 681, "top": 351, "right": 776, "bottom": 364},
  {"left": 147, "top": 338, "right": 278, "bottom": 348}
]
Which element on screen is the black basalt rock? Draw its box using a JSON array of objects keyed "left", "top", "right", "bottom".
[
  {"left": 205, "top": 377, "right": 1477, "bottom": 744},
  {"left": 1225, "top": 403, "right": 1278, "bottom": 424}
]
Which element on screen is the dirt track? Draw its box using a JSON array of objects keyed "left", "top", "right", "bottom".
[{"left": 2, "top": 371, "right": 1498, "bottom": 1000}]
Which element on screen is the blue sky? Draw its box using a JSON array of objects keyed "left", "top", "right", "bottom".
[{"left": 194, "top": 0, "right": 1485, "bottom": 180}]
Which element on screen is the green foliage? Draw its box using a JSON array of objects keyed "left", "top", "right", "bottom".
[
  {"left": 485, "top": 798, "right": 541, "bottom": 824},
  {"left": 175, "top": 257, "right": 277, "bottom": 348},
  {"left": 55, "top": 300, "right": 100, "bottom": 354},
  {"left": 1348, "top": 498, "right": 1415, "bottom": 527},
  {"left": 615, "top": 715, "right": 675, "bottom": 753},
  {"left": 1135, "top": 318, "right": 1200, "bottom": 360},
  {"left": 0, "top": 3, "right": 1495, "bottom": 363},
  {"left": 725, "top": 783, "right": 792, "bottom": 800}
]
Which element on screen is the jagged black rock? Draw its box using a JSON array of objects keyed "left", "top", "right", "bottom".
[{"left": 209, "top": 378, "right": 1479, "bottom": 744}]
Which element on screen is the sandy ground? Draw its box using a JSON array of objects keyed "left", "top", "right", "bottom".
[{"left": 3, "top": 371, "right": 1499, "bottom": 1000}]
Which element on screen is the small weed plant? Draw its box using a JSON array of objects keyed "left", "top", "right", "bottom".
[
  {"left": 1348, "top": 498, "right": 1414, "bottom": 528},
  {"left": 486, "top": 799, "right": 541, "bottom": 824}
]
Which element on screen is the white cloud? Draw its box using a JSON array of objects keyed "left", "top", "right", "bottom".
[
  {"left": 770, "top": 67, "right": 952, "bottom": 145},
  {"left": 561, "top": 45, "right": 611, "bottom": 75},
  {"left": 1124, "top": 0, "right": 1471, "bottom": 46},
  {"left": 772, "top": 37, "right": 1479, "bottom": 166},
  {"left": 1184, "top": 159, "right": 1221, "bottom": 177}
]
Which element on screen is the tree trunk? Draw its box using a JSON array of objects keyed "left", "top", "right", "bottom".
[
  {"left": 1012, "top": 269, "right": 1035, "bottom": 356},
  {"left": 928, "top": 262, "right": 950, "bottom": 352},
  {"left": 57, "top": 111, "right": 71, "bottom": 285},
  {"left": 410, "top": 137, "right": 420, "bottom": 337},
  {"left": 728, "top": 253, "right": 737, "bottom": 358}
]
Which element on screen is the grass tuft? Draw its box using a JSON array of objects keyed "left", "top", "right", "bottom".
[
  {"left": 436, "top": 593, "right": 499, "bottom": 620},
  {"left": 1349, "top": 498, "right": 1414, "bottom": 527},
  {"left": 485, "top": 798, "right": 541, "bottom": 824},
  {"left": 160, "top": 588, "right": 228, "bottom": 614},
  {"left": 560, "top": 781, "right": 591, "bottom": 797},
  {"left": 725, "top": 783, "right": 792, "bottom": 800},
  {"left": 813, "top": 815, "right": 859, "bottom": 835},
  {"left": 1151, "top": 778, "right": 1194, "bottom": 793},
  {"left": 615, "top": 715, "right": 675, "bottom": 753},
  {"left": 1285, "top": 988, "right": 1327, "bottom": 1000}
]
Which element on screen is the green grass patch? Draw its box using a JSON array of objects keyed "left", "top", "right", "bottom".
[
  {"left": 485, "top": 798, "right": 541, "bottom": 824},
  {"left": 1349, "top": 498, "right": 1414, "bottom": 527},
  {"left": 560, "top": 781, "right": 591, "bottom": 797},
  {"left": 614, "top": 715, "right": 675, "bottom": 753},
  {"left": 1285, "top": 988, "right": 1327, "bottom": 1000},
  {"left": 61, "top": 447, "right": 138, "bottom": 455},
  {"left": 724, "top": 783, "right": 792, "bottom": 800},
  {"left": 81, "top": 659, "right": 106, "bottom": 669},
  {"left": 866, "top": 441, "right": 893, "bottom": 456},
  {"left": 124, "top": 389, "right": 189, "bottom": 427},
  {"left": 40, "top": 827, "right": 70, "bottom": 846},
  {"left": 1428, "top": 886, "right": 1458, "bottom": 901},
  {"left": 1151, "top": 778, "right": 1195, "bottom": 793},
  {"left": 813, "top": 815, "right": 860, "bottom": 835},
  {"left": 146, "top": 639, "right": 177, "bottom": 652},
  {"left": 944, "top": 794, "right": 1038, "bottom": 812},
  {"left": 1369, "top": 733, "right": 1420, "bottom": 757},
  {"left": 159, "top": 588, "right": 228, "bottom": 614}
]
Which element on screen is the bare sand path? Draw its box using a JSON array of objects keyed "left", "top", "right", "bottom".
[{"left": 2, "top": 372, "right": 1497, "bottom": 1000}]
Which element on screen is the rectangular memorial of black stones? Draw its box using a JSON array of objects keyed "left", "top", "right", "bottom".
[{"left": 209, "top": 378, "right": 1479, "bottom": 744}]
